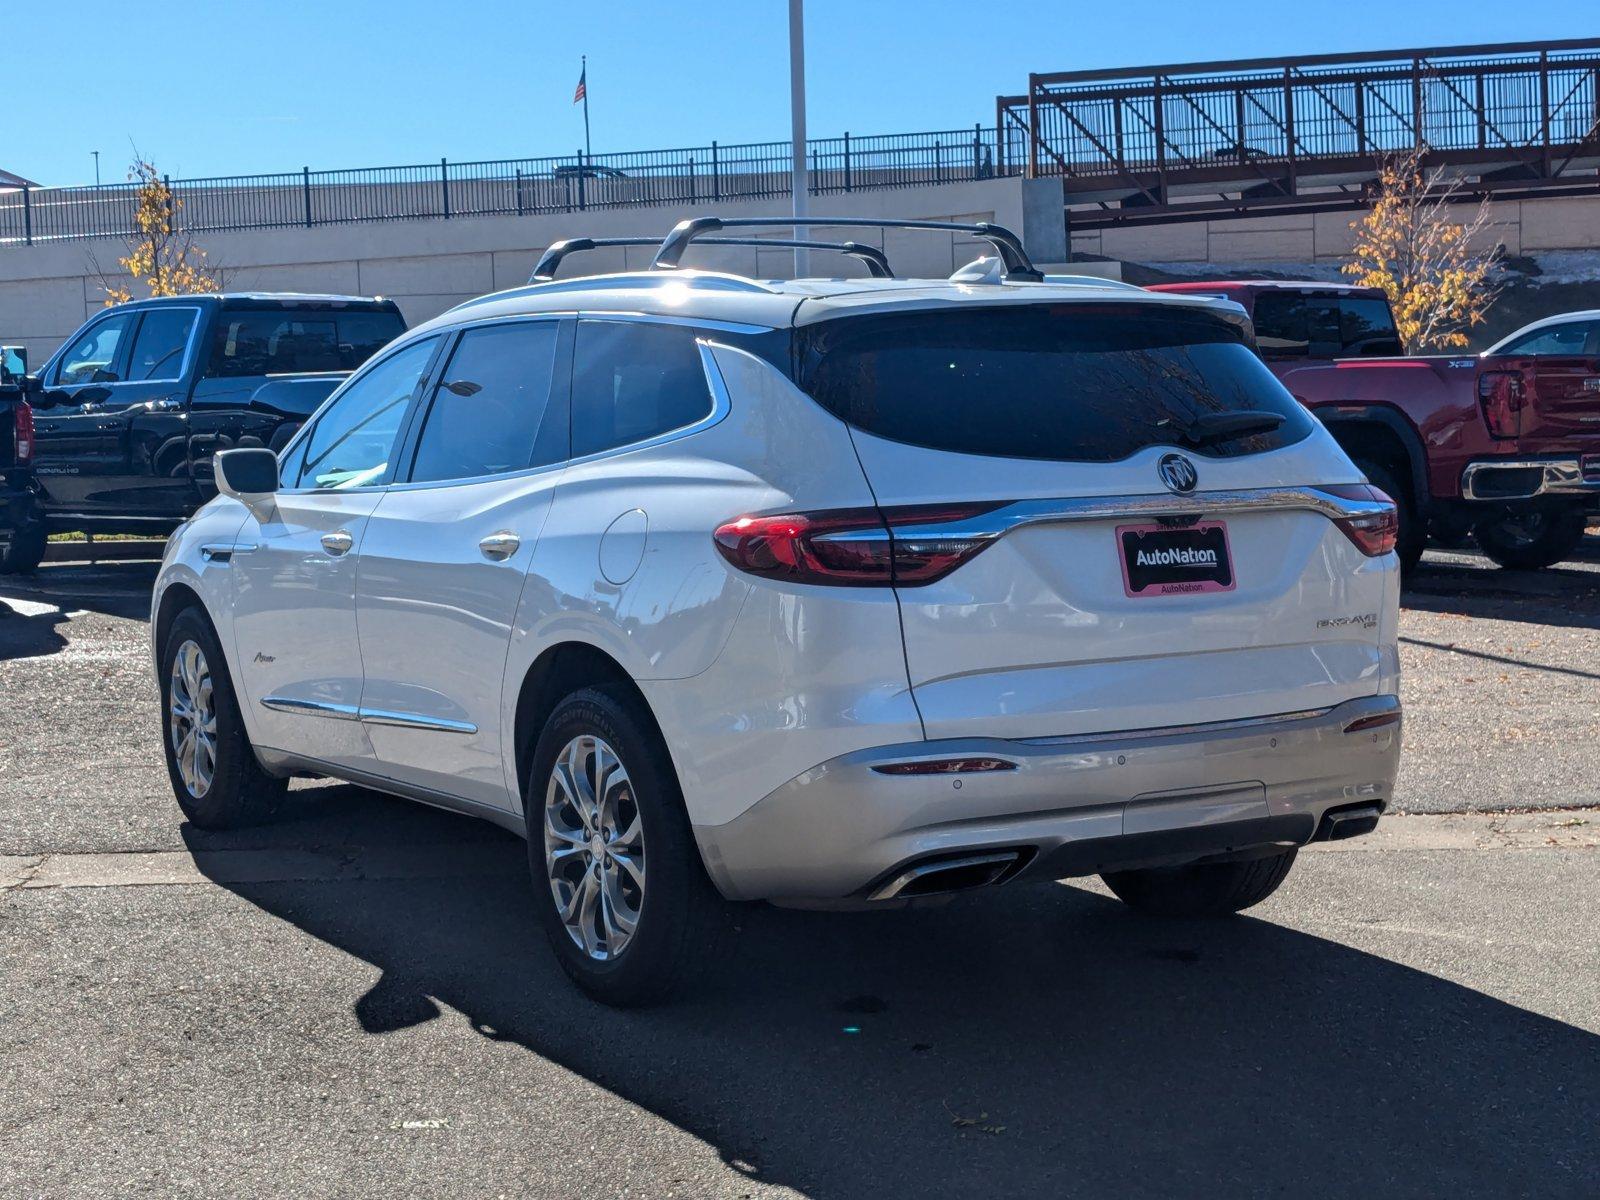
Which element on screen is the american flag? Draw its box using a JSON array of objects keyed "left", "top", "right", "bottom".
[{"left": 573, "top": 67, "right": 586, "bottom": 105}]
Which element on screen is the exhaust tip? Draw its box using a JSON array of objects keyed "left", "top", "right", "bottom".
[
  {"left": 1315, "top": 802, "right": 1385, "bottom": 842},
  {"left": 868, "top": 850, "right": 1024, "bottom": 901}
]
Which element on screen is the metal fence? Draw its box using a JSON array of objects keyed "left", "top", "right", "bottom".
[{"left": 0, "top": 126, "right": 1011, "bottom": 247}]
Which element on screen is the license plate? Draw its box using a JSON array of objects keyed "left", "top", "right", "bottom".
[{"left": 1117, "top": 521, "right": 1236, "bottom": 597}]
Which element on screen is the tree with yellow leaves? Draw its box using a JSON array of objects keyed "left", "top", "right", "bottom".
[
  {"left": 1342, "top": 145, "right": 1502, "bottom": 350},
  {"left": 97, "top": 160, "right": 220, "bottom": 305}
]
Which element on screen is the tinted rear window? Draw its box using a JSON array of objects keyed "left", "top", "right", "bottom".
[
  {"left": 796, "top": 305, "right": 1315, "bottom": 462},
  {"left": 1253, "top": 292, "right": 1402, "bottom": 358},
  {"left": 206, "top": 309, "right": 406, "bottom": 378}
]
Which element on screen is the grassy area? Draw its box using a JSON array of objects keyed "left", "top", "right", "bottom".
[{"left": 47, "top": 532, "right": 165, "bottom": 543}]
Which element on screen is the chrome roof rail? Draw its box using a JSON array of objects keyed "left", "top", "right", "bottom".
[
  {"left": 653, "top": 216, "right": 1043, "bottom": 281},
  {"left": 530, "top": 236, "right": 893, "bottom": 282}
]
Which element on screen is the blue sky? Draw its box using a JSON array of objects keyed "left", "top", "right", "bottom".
[{"left": 8, "top": 0, "right": 1592, "bottom": 185}]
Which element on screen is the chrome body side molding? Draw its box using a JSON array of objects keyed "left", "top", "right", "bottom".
[{"left": 261, "top": 696, "right": 477, "bottom": 735}]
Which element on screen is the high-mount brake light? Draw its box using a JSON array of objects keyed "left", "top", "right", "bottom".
[
  {"left": 712, "top": 502, "right": 1004, "bottom": 586},
  {"left": 13, "top": 402, "right": 33, "bottom": 466},
  {"left": 1478, "top": 370, "right": 1525, "bottom": 440},
  {"left": 1321, "top": 484, "right": 1399, "bottom": 557}
]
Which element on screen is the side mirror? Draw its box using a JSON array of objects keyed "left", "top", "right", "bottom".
[{"left": 214, "top": 447, "right": 279, "bottom": 502}]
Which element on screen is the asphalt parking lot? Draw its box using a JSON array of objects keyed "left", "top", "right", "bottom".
[{"left": 1, "top": 547, "right": 1597, "bottom": 1198}]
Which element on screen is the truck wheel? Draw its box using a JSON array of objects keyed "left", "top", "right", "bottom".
[
  {"left": 1102, "top": 849, "right": 1297, "bottom": 917},
  {"left": 0, "top": 522, "right": 47, "bottom": 575},
  {"left": 1474, "top": 506, "right": 1589, "bottom": 571},
  {"left": 526, "top": 686, "right": 725, "bottom": 1007},
  {"left": 1353, "top": 459, "right": 1424, "bottom": 573},
  {"left": 159, "top": 606, "right": 287, "bottom": 828}
]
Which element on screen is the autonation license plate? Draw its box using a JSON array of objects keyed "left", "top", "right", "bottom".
[{"left": 1117, "top": 521, "right": 1236, "bottom": 597}]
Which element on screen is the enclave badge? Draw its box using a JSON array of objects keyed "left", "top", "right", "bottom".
[{"left": 1158, "top": 452, "right": 1198, "bottom": 495}]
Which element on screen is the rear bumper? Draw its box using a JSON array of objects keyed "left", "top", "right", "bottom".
[
  {"left": 1460, "top": 455, "right": 1600, "bottom": 503},
  {"left": 692, "top": 695, "right": 1401, "bottom": 903}
]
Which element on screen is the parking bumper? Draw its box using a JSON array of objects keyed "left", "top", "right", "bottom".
[{"left": 692, "top": 695, "right": 1402, "bottom": 903}]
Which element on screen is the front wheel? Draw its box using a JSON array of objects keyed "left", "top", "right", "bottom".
[
  {"left": 1474, "top": 505, "right": 1589, "bottom": 571},
  {"left": 1101, "top": 848, "right": 1297, "bottom": 917},
  {"left": 527, "top": 687, "right": 724, "bottom": 1007},
  {"left": 159, "top": 607, "right": 287, "bottom": 828}
]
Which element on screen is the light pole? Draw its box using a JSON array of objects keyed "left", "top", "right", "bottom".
[
  {"left": 788, "top": 0, "right": 809, "bottom": 277},
  {"left": 92, "top": 150, "right": 100, "bottom": 187}
]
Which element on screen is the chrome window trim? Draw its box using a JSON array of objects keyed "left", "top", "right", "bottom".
[
  {"left": 816, "top": 485, "right": 1392, "bottom": 545},
  {"left": 261, "top": 695, "right": 477, "bottom": 735},
  {"left": 574, "top": 311, "right": 773, "bottom": 337}
]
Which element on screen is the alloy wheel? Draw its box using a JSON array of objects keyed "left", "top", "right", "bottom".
[
  {"left": 543, "top": 734, "right": 645, "bottom": 960},
  {"left": 168, "top": 639, "right": 217, "bottom": 799}
]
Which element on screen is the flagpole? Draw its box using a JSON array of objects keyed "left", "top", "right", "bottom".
[
  {"left": 788, "top": 0, "right": 808, "bottom": 277},
  {"left": 581, "top": 54, "right": 592, "bottom": 161}
]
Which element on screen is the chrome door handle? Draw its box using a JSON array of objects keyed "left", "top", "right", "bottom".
[
  {"left": 320, "top": 530, "right": 354, "bottom": 556},
  {"left": 479, "top": 531, "right": 521, "bottom": 560}
]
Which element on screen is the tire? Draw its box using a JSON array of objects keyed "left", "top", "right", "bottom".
[
  {"left": 158, "top": 606, "right": 287, "bottom": 829},
  {"left": 525, "top": 686, "right": 724, "bottom": 1007},
  {"left": 0, "top": 521, "right": 47, "bottom": 575},
  {"left": 1353, "top": 458, "right": 1424, "bottom": 574},
  {"left": 1473, "top": 505, "right": 1588, "bottom": 571},
  {"left": 1101, "top": 848, "right": 1297, "bottom": 918}
]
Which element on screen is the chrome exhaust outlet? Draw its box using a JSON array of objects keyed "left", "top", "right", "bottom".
[
  {"left": 867, "top": 850, "right": 1021, "bottom": 901},
  {"left": 1315, "top": 802, "right": 1384, "bottom": 842}
]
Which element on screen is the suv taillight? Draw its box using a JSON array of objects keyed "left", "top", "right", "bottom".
[
  {"left": 713, "top": 503, "right": 1003, "bottom": 587},
  {"left": 13, "top": 402, "right": 33, "bottom": 465},
  {"left": 1322, "top": 483, "right": 1399, "bottom": 557},
  {"left": 1478, "top": 370, "right": 1525, "bottom": 440}
]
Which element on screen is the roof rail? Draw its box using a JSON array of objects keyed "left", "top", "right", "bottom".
[
  {"left": 530, "top": 236, "right": 893, "bottom": 283},
  {"left": 653, "top": 217, "right": 1043, "bottom": 282}
]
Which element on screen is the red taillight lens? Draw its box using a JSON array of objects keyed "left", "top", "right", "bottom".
[
  {"left": 1322, "top": 483, "right": 1399, "bottom": 557},
  {"left": 713, "top": 502, "right": 1003, "bottom": 587},
  {"left": 13, "top": 402, "right": 33, "bottom": 465},
  {"left": 1478, "top": 370, "right": 1525, "bottom": 440}
]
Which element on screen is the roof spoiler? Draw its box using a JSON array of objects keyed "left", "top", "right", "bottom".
[
  {"left": 652, "top": 217, "right": 1043, "bottom": 282},
  {"left": 530, "top": 236, "right": 894, "bottom": 283}
]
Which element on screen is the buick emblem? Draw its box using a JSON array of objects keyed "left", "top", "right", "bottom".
[{"left": 1158, "top": 453, "right": 1198, "bottom": 495}]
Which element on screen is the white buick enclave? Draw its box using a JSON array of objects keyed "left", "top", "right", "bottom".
[{"left": 151, "top": 217, "right": 1402, "bottom": 1004}]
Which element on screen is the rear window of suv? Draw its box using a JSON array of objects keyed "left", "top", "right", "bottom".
[
  {"left": 206, "top": 308, "right": 406, "bottom": 378},
  {"left": 795, "top": 304, "right": 1316, "bottom": 462}
]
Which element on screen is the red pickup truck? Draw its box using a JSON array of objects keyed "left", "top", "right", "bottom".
[{"left": 1148, "top": 281, "right": 1600, "bottom": 570}]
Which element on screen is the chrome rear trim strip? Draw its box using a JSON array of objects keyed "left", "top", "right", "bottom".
[
  {"left": 1019, "top": 697, "right": 1398, "bottom": 747},
  {"left": 261, "top": 696, "right": 476, "bottom": 734},
  {"left": 820, "top": 485, "right": 1387, "bottom": 545}
]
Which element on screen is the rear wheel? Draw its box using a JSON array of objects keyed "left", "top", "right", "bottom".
[
  {"left": 1474, "top": 505, "right": 1588, "bottom": 571},
  {"left": 526, "top": 686, "right": 724, "bottom": 1006},
  {"left": 0, "top": 521, "right": 47, "bottom": 575},
  {"left": 159, "top": 607, "right": 286, "bottom": 828},
  {"left": 1353, "top": 458, "right": 1424, "bottom": 573},
  {"left": 1101, "top": 848, "right": 1297, "bottom": 917}
]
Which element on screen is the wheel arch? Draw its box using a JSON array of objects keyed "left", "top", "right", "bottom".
[
  {"left": 1315, "top": 407, "right": 1430, "bottom": 514},
  {"left": 511, "top": 640, "right": 667, "bottom": 815}
]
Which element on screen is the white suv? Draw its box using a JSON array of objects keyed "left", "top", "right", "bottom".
[{"left": 151, "top": 217, "right": 1402, "bottom": 1005}]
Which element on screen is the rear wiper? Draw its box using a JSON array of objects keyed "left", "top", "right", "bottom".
[{"left": 1180, "top": 410, "right": 1286, "bottom": 447}]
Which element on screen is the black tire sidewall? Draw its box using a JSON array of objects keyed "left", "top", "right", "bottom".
[
  {"left": 0, "top": 522, "right": 47, "bottom": 574},
  {"left": 525, "top": 686, "right": 713, "bottom": 1005},
  {"left": 158, "top": 606, "right": 277, "bottom": 828},
  {"left": 1474, "top": 505, "right": 1588, "bottom": 571}
]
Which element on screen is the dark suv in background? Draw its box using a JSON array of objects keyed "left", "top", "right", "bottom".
[{"left": 1, "top": 293, "right": 406, "bottom": 572}]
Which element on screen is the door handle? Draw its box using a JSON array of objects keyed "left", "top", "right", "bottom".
[
  {"left": 149, "top": 398, "right": 183, "bottom": 411},
  {"left": 479, "top": 531, "right": 521, "bottom": 561},
  {"left": 320, "top": 530, "right": 354, "bottom": 557}
]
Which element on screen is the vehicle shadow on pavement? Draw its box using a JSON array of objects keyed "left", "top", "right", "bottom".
[
  {"left": 185, "top": 797, "right": 1599, "bottom": 1200},
  {"left": 1404, "top": 554, "right": 1600, "bottom": 635}
]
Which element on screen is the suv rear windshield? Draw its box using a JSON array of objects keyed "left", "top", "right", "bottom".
[
  {"left": 207, "top": 308, "right": 405, "bottom": 378},
  {"left": 795, "top": 304, "right": 1316, "bottom": 462}
]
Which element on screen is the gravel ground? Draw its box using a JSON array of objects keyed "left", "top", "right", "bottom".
[{"left": 0, "top": 547, "right": 1596, "bottom": 1197}]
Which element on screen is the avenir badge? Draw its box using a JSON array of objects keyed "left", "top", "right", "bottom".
[{"left": 1117, "top": 521, "right": 1237, "bottom": 597}]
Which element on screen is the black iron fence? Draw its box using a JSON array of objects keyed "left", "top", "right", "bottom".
[{"left": 0, "top": 126, "right": 1011, "bottom": 247}]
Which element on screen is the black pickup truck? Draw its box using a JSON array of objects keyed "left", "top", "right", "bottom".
[
  {"left": 2, "top": 293, "right": 406, "bottom": 572},
  {"left": 0, "top": 346, "right": 46, "bottom": 572}
]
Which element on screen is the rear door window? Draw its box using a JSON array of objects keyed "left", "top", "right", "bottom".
[
  {"left": 128, "top": 307, "right": 198, "bottom": 381},
  {"left": 206, "top": 309, "right": 406, "bottom": 377},
  {"left": 570, "top": 321, "right": 714, "bottom": 458},
  {"left": 407, "top": 321, "right": 566, "bottom": 483},
  {"left": 796, "top": 304, "right": 1315, "bottom": 462}
]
